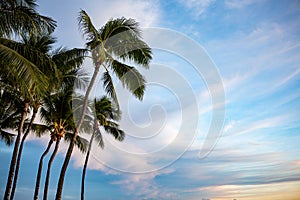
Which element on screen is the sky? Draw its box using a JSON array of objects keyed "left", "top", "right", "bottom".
[{"left": 1, "top": 0, "right": 300, "bottom": 199}]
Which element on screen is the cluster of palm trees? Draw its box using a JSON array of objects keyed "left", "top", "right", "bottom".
[{"left": 0, "top": 0, "right": 152, "bottom": 200}]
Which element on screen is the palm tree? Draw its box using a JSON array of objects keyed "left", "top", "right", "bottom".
[
  {"left": 9, "top": 34, "right": 87, "bottom": 200},
  {"left": 0, "top": 0, "right": 56, "bottom": 37},
  {"left": 8, "top": 33, "right": 57, "bottom": 200},
  {"left": 1, "top": 35, "right": 59, "bottom": 200},
  {"left": 55, "top": 11, "right": 152, "bottom": 199},
  {"left": 81, "top": 96, "right": 124, "bottom": 200},
  {"left": 33, "top": 90, "right": 89, "bottom": 200},
  {"left": 32, "top": 48, "right": 87, "bottom": 200},
  {"left": 1, "top": 2, "right": 57, "bottom": 196},
  {"left": 0, "top": 0, "right": 57, "bottom": 118}
]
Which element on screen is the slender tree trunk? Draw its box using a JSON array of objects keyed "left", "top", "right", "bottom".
[
  {"left": 10, "top": 108, "right": 38, "bottom": 200},
  {"left": 43, "top": 138, "right": 60, "bottom": 200},
  {"left": 4, "top": 101, "right": 29, "bottom": 200},
  {"left": 33, "top": 139, "right": 54, "bottom": 200},
  {"left": 81, "top": 132, "right": 95, "bottom": 200},
  {"left": 55, "top": 65, "right": 100, "bottom": 200}
]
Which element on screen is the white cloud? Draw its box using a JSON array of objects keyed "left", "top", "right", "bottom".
[
  {"left": 224, "top": 115, "right": 289, "bottom": 136},
  {"left": 225, "top": 0, "right": 261, "bottom": 9},
  {"left": 186, "top": 181, "right": 300, "bottom": 199},
  {"left": 110, "top": 168, "right": 176, "bottom": 200},
  {"left": 204, "top": 21, "right": 300, "bottom": 108},
  {"left": 178, "top": 0, "right": 215, "bottom": 17},
  {"left": 85, "top": 0, "right": 161, "bottom": 27},
  {"left": 39, "top": 0, "right": 161, "bottom": 48}
]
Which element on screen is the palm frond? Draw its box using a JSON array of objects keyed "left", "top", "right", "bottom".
[
  {"left": 100, "top": 17, "right": 141, "bottom": 42},
  {"left": 95, "top": 96, "right": 120, "bottom": 120},
  {"left": 30, "top": 123, "right": 51, "bottom": 137},
  {"left": 0, "top": 87, "right": 22, "bottom": 130},
  {"left": 78, "top": 10, "right": 99, "bottom": 46},
  {"left": 73, "top": 68, "right": 90, "bottom": 91},
  {"left": 21, "top": 32, "right": 56, "bottom": 54},
  {"left": 0, "top": 130, "right": 15, "bottom": 146},
  {"left": 103, "top": 125, "right": 125, "bottom": 141},
  {"left": 110, "top": 60, "right": 146, "bottom": 100},
  {"left": 101, "top": 71, "right": 120, "bottom": 110},
  {"left": 52, "top": 48, "right": 87, "bottom": 72},
  {"left": 119, "top": 46, "right": 152, "bottom": 67},
  {"left": 0, "top": 37, "right": 57, "bottom": 100},
  {"left": 0, "top": 0, "right": 56, "bottom": 37},
  {"left": 94, "top": 129, "right": 104, "bottom": 149},
  {"left": 64, "top": 132, "right": 89, "bottom": 153}
]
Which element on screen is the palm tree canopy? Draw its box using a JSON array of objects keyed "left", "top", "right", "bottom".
[
  {"left": 93, "top": 96, "right": 125, "bottom": 148},
  {"left": 33, "top": 90, "right": 89, "bottom": 153},
  {"left": 78, "top": 10, "right": 152, "bottom": 103},
  {"left": 1, "top": 0, "right": 57, "bottom": 102},
  {"left": 0, "top": 0, "right": 56, "bottom": 37},
  {"left": 40, "top": 89, "right": 75, "bottom": 133},
  {"left": 51, "top": 47, "right": 88, "bottom": 91},
  {"left": 0, "top": 33, "right": 59, "bottom": 102},
  {"left": 0, "top": 84, "right": 24, "bottom": 145}
]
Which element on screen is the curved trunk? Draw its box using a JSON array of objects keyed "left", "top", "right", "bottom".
[
  {"left": 81, "top": 132, "right": 95, "bottom": 200},
  {"left": 10, "top": 108, "right": 38, "bottom": 200},
  {"left": 33, "top": 139, "right": 54, "bottom": 200},
  {"left": 55, "top": 65, "right": 100, "bottom": 200},
  {"left": 4, "top": 101, "right": 29, "bottom": 200},
  {"left": 43, "top": 138, "right": 61, "bottom": 200}
]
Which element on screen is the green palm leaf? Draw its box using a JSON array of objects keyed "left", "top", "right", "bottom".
[
  {"left": 0, "top": 0, "right": 56, "bottom": 37},
  {"left": 101, "top": 71, "right": 119, "bottom": 109},
  {"left": 64, "top": 133, "right": 89, "bottom": 153},
  {"left": 0, "top": 42, "right": 49, "bottom": 98},
  {"left": 0, "top": 130, "right": 15, "bottom": 146},
  {"left": 110, "top": 60, "right": 146, "bottom": 100}
]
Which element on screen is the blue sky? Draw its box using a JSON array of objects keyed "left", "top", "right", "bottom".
[{"left": 1, "top": 0, "right": 300, "bottom": 199}]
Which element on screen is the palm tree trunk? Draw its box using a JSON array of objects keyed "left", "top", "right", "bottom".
[
  {"left": 81, "top": 132, "right": 95, "bottom": 200},
  {"left": 33, "top": 139, "right": 54, "bottom": 200},
  {"left": 43, "top": 138, "right": 61, "bottom": 200},
  {"left": 55, "top": 65, "right": 100, "bottom": 200},
  {"left": 4, "top": 101, "right": 29, "bottom": 200},
  {"left": 10, "top": 108, "right": 38, "bottom": 200}
]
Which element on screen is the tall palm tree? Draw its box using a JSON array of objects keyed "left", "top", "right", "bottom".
[
  {"left": 1, "top": 1, "right": 57, "bottom": 195},
  {"left": 1, "top": 34, "right": 59, "bottom": 200},
  {"left": 9, "top": 33, "right": 57, "bottom": 200},
  {"left": 31, "top": 90, "right": 88, "bottom": 200},
  {"left": 9, "top": 34, "right": 87, "bottom": 200},
  {"left": 32, "top": 47, "right": 87, "bottom": 200},
  {"left": 55, "top": 11, "right": 152, "bottom": 199},
  {"left": 81, "top": 96, "right": 124, "bottom": 200}
]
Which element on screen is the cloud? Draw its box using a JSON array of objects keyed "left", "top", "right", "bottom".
[
  {"left": 187, "top": 181, "right": 300, "bottom": 200},
  {"left": 85, "top": 0, "right": 161, "bottom": 27},
  {"left": 110, "top": 168, "right": 177, "bottom": 200},
  {"left": 204, "top": 21, "right": 300, "bottom": 108},
  {"left": 223, "top": 115, "right": 290, "bottom": 136},
  {"left": 39, "top": 0, "right": 161, "bottom": 48},
  {"left": 159, "top": 145, "right": 300, "bottom": 199},
  {"left": 225, "top": 0, "right": 261, "bottom": 9},
  {"left": 178, "top": 0, "right": 215, "bottom": 18}
]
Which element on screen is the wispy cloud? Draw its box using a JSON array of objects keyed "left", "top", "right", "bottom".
[
  {"left": 187, "top": 181, "right": 300, "bottom": 200},
  {"left": 86, "top": 0, "right": 161, "bottom": 27},
  {"left": 178, "top": 0, "right": 215, "bottom": 18},
  {"left": 39, "top": 0, "right": 161, "bottom": 47},
  {"left": 110, "top": 169, "right": 176, "bottom": 200},
  {"left": 225, "top": 0, "right": 261, "bottom": 9}
]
